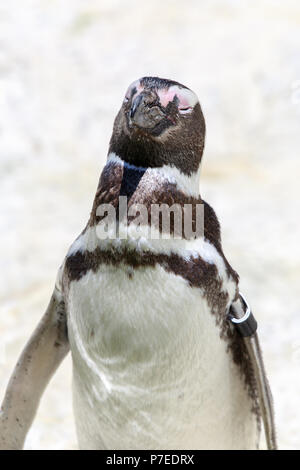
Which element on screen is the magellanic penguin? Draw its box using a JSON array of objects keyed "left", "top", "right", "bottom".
[{"left": 0, "top": 77, "right": 270, "bottom": 450}]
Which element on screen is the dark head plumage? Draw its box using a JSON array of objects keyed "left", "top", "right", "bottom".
[{"left": 109, "top": 76, "right": 206, "bottom": 175}]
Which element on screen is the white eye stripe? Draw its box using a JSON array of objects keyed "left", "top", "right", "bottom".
[
  {"left": 124, "top": 79, "right": 142, "bottom": 100},
  {"left": 168, "top": 85, "right": 199, "bottom": 108}
]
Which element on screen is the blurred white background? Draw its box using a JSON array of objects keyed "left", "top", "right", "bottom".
[{"left": 0, "top": 0, "right": 300, "bottom": 449}]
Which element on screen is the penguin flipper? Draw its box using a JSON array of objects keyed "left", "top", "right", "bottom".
[{"left": 0, "top": 280, "right": 69, "bottom": 450}]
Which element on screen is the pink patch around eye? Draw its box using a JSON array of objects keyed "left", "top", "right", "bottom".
[
  {"left": 157, "top": 89, "right": 177, "bottom": 108},
  {"left": 157, "top": 86, "right": 197, "bottom": 109}
]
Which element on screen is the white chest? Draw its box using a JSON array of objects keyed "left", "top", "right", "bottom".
[{"left": 66, "top": 262, "right": 257, "bottom": 450}]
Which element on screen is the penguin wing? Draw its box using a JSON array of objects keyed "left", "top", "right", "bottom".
[{"left": 0, "top": 270, "right": 69, "bottom": 450}]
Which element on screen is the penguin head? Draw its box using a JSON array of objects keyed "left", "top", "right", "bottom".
[{"left": 109, "top": 77, "right": 206, "bottom": 175}]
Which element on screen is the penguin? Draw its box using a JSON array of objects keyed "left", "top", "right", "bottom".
[{"left": 0, "top": 76, "right": 267, "bottom": 450}]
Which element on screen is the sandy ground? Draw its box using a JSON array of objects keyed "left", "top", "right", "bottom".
[{"left": 0, "top": 0, "right": 300, "bottom": 449}]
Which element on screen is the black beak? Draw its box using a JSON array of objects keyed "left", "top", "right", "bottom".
[
  {"left": 130, "top": 94, "right": 143, "bottom": 119},
  {"left": 129, "top": 92, "right": 166, "bottom": 129}
]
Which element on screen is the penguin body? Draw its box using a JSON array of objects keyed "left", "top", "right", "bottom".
[
  {"left": 63, "top": 158, "right": 259, "bottom": 449},
  {"left": 0, "top": 77, "right": 263, "bottom": 450}
]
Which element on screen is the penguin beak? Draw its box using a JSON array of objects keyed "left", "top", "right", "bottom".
[
  {"left": 129, "top": 92, "right": 166, "bottom": 130},
  {"left": 130, "top": 94, "right": 143, "bottom": 119}
]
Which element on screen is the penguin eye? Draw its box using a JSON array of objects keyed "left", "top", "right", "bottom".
[
  {"left": 161, "top": 85, "right": 198, "bottom": 115},
  {"left": 178, "top": 106, "right": 193, "bottom": 114}
]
